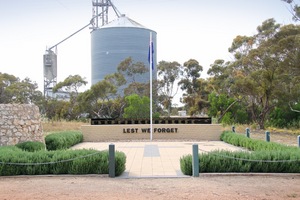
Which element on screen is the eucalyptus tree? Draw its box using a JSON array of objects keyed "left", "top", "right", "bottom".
[
  {"left": 0, "top": 73, "right": 18, "bottom": 103},
  {"left": 157, "top": 60, "right": 181, "bottom": 116},
  {"left": 207, "top": 59, "right": 251, "bottom": 123},
  {"left": 282, "top": 0, "right": 300, "bottom": 21},
  {"left": 77, "top": 75, "right": 125, "bottom": 119},
  {"left": 0, "top": 73, "right": 42, "bottom": 104},
  {"left": 51, "top": 74, "right": 87, "bottom": 120},
  {"left": 227, "top": 19, "right": 300, "bottom": 128},
  {"left": 272, "top": 23, "right": 300, "bottom": 112},
  {"left": 117, "top": 57, "right": 149, "bottom": 96},
  {"left": 178, "top": 59, "right": 205, "bottom": 116},
  {"left": 53, "top": 74, "right": 87, "bottom": 97},
  {"left": 207, "top": 59, "right": 233, "bottom": 94}
]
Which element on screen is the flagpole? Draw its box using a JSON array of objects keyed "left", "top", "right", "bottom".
[{"left": 149, "top": 32, "right": 153, "bottom": 141}]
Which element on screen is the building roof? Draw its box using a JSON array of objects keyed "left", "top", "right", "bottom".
[{"left": 101, "top": 14, "right": 147, "bottom": 29}]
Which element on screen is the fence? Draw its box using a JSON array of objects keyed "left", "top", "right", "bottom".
[
  {"left": 231, "top": 126, "right": 300, "bottom": 147},
  {"left": 190, "top": 129, "right": 300, "bottom": 177}
]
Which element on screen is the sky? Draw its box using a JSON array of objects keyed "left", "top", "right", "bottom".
[{"left": 0, "top": 0, "right": 296, "bottom": 100}]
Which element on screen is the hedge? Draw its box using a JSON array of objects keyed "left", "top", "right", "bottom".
[
  {"left": 180, "top": 131, "right": 300, "bottom": 175},
  {"left": 15, "top": 141, "right": 46, "bottom": 152},
  {"left": 45, "top": 131, "right": 83, "bottom": 150},
  {"left": 220, "top": 131, "right": 298, "bottom": 151},
  {"left": 0, "top": 146, "right": 126, "bottom": 176}
]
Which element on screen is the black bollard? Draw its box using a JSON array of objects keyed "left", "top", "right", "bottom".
[
  {"left": 232, "top": 126, "right": 236, "bottom": 133},
  {"left": 109, "top": 144, "right": 115, "bottom": 178},
  {"left": 265, "top": 131, "right": 270, "bottom": 142},
  {"left": 192, "top": 144, "right": 199, "bottom": 177},
  {"left": 246, "top": 128, "right": 250, "bottom": 138}
]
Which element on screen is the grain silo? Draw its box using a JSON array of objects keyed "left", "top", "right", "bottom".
[{"left": 91, "top": 14, "right": 157, "bottom": 90}]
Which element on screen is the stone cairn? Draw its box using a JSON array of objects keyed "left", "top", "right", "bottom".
[{"left": 0, "top": 104, "right": 44, "bottom": 146}]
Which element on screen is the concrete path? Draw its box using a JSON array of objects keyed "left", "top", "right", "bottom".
[{"left": 71, "top": 141, "right": 244, "bottom": 178}]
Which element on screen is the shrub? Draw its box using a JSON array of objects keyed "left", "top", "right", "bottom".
[
  {"left": 45, "top": 131, "right": 83, "bottom": 150},
  {"left": 15, "top": 141, "right": 45, "bottom": 152},
  {"left": 115, "top": 151, "right": 126, "bottom": 176},
  {"left": 180, "top": 155, "right": 192, "bottom": 176},
  {"left": 0, "top": 146, "right": 126, "bottom": 176},
  {"left": 180, "top": 131, "right": 300, "bottom": 175},
  {"left": 201, "top": 150, "right": 299, "bottom": 173},
  {"left": 180, "top": 150, "right": 300, "bottom": 175},
  {"left": 220, "top": 131, "right": 298, "bottom": 151}
]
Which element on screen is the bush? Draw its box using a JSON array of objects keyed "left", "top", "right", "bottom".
[
  {"left": 220, "top": 131, "right": 298, "bottom": 151},
  {"left": 180, "top": 150, "right": 300, "bottom": 175},
  {"left": 180, "top": 155, "right": 192, "bottom": 176},
  {"left": 45, "top": 131, "right": 83, "bottom": 150},
  {"left": 180, "top": 131, "right": 300, "bottom": 175},
  {"left": 0, "top": 146, "right": 126, "bottom": 176},
  {"left": 268, "top": 106, "right": 300, "bottom": 129},
  {"left": 15, "top": 141, "right": 46, "bottom": 152},
  {"left": 115, "top": 151, "right": 126, "bottom": 176},
  {"left": 201, "top": 150, "right": 299, "bottom": 173}
]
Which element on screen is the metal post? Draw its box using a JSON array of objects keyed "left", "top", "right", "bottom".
[
  {"left": 246, "top": 128, "right": 250, "bottom": 138},
  {"left": 109, "top": 144, "right": 115, "bottom": 178},
  {"left": 192, "top": 144, "right": 199, "bottom": 177},
  {"left": 298, "top": 135, "right": 300, "bottom": 148},
  {"left": 232, "top": 126, "right": 235, "bottom": 133},
  {"left": 265, "top": 131, "right": 270, "bottom": 142}
]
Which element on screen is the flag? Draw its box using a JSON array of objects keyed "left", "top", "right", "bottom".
[
  {"left": 148, "top": 33, "right": 154, "bottom": 70},
  {"left": 148, "top": 32, "right": 154, "bottom": 141}
]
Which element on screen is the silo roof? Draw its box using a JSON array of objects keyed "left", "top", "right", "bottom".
[{"left": 101, "top": 15, "right": 147, "bottom": 29}]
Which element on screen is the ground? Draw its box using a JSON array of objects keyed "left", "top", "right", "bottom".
[
  {"left": 1, "top": 129, "right": 299, "bottom": 200},
  {"left": 0, "top": 174, "right": 299, "bottom": 200}
]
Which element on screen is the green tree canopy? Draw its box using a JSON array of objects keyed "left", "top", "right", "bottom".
[
  {"left": 53, "top": 74, "right": 87, "bottom": 95},
  {"left": 116, "top": 57, "right": 150, "bottom": 96},
  {"left": 178, "top": 59, "right": 206, "bottom": 116},
  {"left": 0, "top": 73, "right": 42, "bottom": 104},
  {"left": 208, "top": 18, "right": 300, "bottom": 128},
  {"left": 123, "top": 94, "right": 150, "bottom": 119},
  {"left": 77, "top": 77, "right": 124, "bottom": 118}
]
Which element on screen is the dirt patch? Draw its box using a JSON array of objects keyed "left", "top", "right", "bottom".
[{"left": 0, "top": 175, "right": 299, "bottom": 200}]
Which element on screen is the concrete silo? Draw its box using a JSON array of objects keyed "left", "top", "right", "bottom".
[{"left": 91, "top": 14, "right": 157, "bottom": 89}]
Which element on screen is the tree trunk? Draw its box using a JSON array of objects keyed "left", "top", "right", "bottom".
[
  {"left": 217, "top": 99, "right": 240, "bottom": 123},
  {"left": 289, "top": 102, "right": 300, "bottom": 113}
]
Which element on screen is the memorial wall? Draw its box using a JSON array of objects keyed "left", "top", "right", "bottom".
[{"left": 82, "top": 118, "right": 222, "bottom": 141}]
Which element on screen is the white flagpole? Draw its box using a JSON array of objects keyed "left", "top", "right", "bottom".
[{"left": 149, "top": 32, "right": 153, "bottom": 141}]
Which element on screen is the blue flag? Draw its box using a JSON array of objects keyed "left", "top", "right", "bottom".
[{"left": 148, "top": 37, "right": 154, "bottom": 70}]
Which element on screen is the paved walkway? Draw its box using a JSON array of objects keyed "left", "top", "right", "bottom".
[{"left": 72, "top": 141, "right": 244, "bottom": 178}]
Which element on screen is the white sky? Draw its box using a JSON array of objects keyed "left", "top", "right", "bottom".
[{"left": 0, "top": 0, "right": 295, "bottom": 98}]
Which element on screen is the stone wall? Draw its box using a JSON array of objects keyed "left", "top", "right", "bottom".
[{"left": 0, "top": 104, "right": 44, "bottom": 146}]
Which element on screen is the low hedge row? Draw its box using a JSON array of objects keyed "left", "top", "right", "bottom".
[
  {"left": 0, "top": 146, "right": 126, "bottom": 176},
  {"left": 180, "top": 131, "right": 300, "bottom": 175},
  {"left": 45, "top": 131, "right": 83, "bottom": 150},
  {"left": 15, "top": 141, "right": 46, "bottom": 152},
  {"left": 220, "top": 131, "right": 298, "bottom": 151},
  {"left": 181, "top": 149, "right": 300, "bottom": 175}
]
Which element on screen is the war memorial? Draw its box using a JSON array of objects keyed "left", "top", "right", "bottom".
[{"left": 81, "top": 117, "right": 222, "bottom": 141}]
